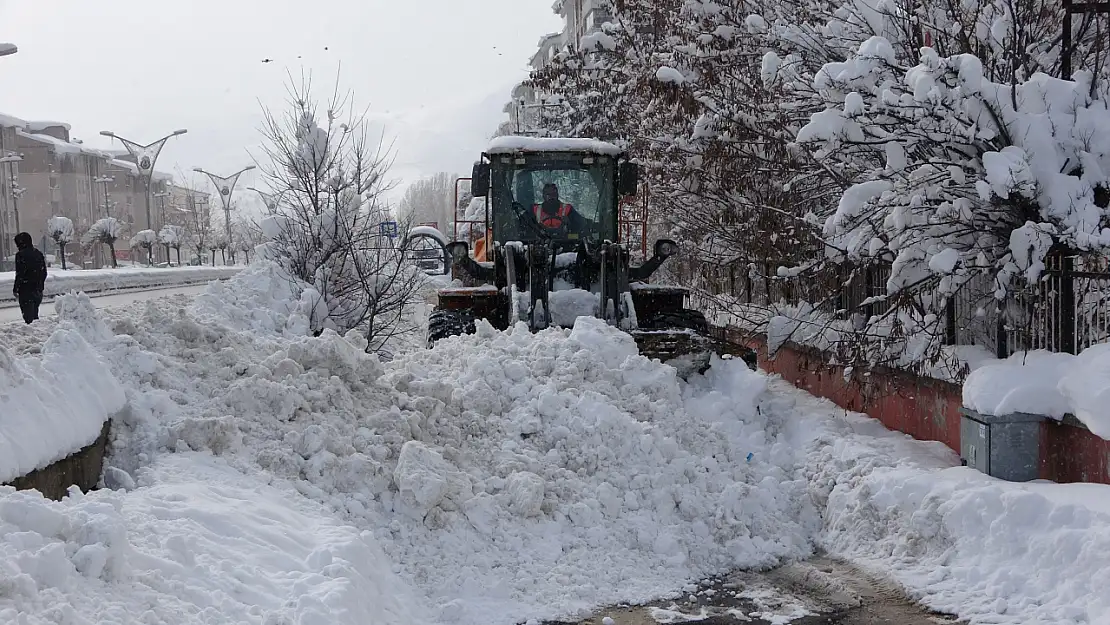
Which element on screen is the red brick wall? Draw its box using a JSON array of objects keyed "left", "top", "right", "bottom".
[{"left": 725, "top": 329, "right": 1110, "bottom": 485}]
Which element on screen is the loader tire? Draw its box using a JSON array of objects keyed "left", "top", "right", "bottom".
[{"left": 427, "top": 308, "right": 478, "bottom": 348}]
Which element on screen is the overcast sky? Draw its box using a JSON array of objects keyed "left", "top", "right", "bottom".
[{"left": 0, "top": 0, "right": 559, "bottom": 206}]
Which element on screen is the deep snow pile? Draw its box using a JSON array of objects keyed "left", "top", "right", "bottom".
[
  {"left": 0, "top": 321, "right": 125, "bottom": 483},
  {"left": 0, "top": 453, "right": 426, "bottom": 625},
  {"left": 7, "top": 265, "right": 1110, "bottom": 625},
  {"left": 799, "top": 391, "right": 1110, "bottom": 624}
]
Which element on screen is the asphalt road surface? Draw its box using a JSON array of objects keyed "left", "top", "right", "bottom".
[{"left": 546, "top": 556, "right": 962, "bottom": 625}]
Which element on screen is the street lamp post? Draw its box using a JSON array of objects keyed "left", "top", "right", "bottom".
[
  {"left": 99, "top": 129, "right": 187, "bottom": 235},
  {"left": 194, "top": 165, "right": 255, "bottom": 264},
  {"left": 1, "top": 153, "right": 24, "bottom": 233},
  {"left": 247, "top": 187, "right": 281, "bottom": 214},
  {"left": 154, "top": 190, "right": 171, "bottom": 263}
]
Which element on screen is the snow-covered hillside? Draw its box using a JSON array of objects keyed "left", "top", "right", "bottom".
[{"left": 2, "top": 263, "right": 1110, "bottom": 625}]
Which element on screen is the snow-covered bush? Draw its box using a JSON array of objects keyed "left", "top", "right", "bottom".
[
  {"left": 82, "top": 217, "right": 122, "bottom": 268},
  {"left": 129, "top": 229, "right": 158, "bottom": 266},
  {"left": 256, "top": 74, "right": 426, "bottom": 353},
  {"left": 46, "top": 216, "right": 74, "bottom": 270},
  {"left": 158, "top": 224, "right": 186, "bottom": 266}
]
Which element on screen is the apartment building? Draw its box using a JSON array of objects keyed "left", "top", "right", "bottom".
[
  {"left": 0, "top": 113, "right": 178, "bottom": 267},
  {"left": 0, "top": 112, "right": 23, "bottom": 265},
  {"left": 498, "top": 1, "right": 611, "bottom": 136}
]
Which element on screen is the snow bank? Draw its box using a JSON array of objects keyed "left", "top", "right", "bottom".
[
  {"left": 964, "top": 345, "right": 1110, "bottom": 438},
  {"left": 0, "top": 265, "right": 241, "bottom": 304},
  {"left": 219, "top": 318, "right": 820, "bottom": 625},
  {"left": 0, "top": 323, "right": 125, "bottom": 483},
  {"left": 798, "top": 385, "right": 1110, "bottom": 624},
  {"left": 0, "top": 454, "right": 427, "bottom": 625}
]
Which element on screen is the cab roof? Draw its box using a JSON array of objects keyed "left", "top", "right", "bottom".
[{"left": 486, "top": 136, "right": 623, "bottom": 157}]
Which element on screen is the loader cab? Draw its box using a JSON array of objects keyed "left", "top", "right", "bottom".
[{"left": 471, "top": 137, "right": 638, "bottom": 252}]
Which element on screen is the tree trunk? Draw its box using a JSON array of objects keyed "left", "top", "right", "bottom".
[
  {"left": 147, "top": 246, "right": 153, "bottom": 266},
  {"left": 176, "top": 247, "right": 182, "bottom": 266},
  {"left": 164, "top": 243, "right": 171, "bottom": 265},
  {"left": 243, "top": 248, "right": 250, "bottom": 264},
  {"left": 59, "top": 243, "right": 67, "bottom": 270},
  {"left": 108, "top": 242, "right": 118, "bottom": 268},
  {"left": 211, "top": 250, "right": 216, "bottom": 266},
  {"left": 220, "top": 250, "right": 226, "bottom": 265}
]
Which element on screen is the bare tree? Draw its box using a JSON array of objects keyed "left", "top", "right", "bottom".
[
  {"left": 256, "top": 71, "right": 427, "bottom": 353},
  {"left": 397, "top": 172, "right": 458, "bottom": 232}
]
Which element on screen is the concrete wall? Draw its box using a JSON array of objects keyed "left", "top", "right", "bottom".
[
  {"left": 717, "top": 327, "right": 1110, "bottom": 485},
  {"left": 4, "top": 420, "right": 111, "bottom": 500}
]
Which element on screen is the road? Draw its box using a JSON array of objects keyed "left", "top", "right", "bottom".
[
  {"left": 548, "top": 556, "right": 962, "bottom": 625},
  {"left": 0, "top": 284, "right": 210, "bottom": 324}
]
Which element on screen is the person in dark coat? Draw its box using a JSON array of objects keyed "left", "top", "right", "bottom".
[{"left": 13, "top": 232, "right": 47, "bottom": 324}]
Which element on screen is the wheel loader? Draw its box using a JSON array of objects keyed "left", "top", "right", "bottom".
[{"left": 427, "top": 136, "right": 756, "bottom": 374}]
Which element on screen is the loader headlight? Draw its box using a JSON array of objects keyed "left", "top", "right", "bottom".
[
  {"left": 655, "top": 239, "right": 678, "bottom": 259},
  {"left": 447, "top": 241, "right": 470, "bottom": 261}
]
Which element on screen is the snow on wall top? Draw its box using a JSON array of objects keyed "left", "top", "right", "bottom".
[
  {"left": 26, "top": 120, "right": 71, "bottom": 132},
  {"left": 487, "top": 136, "right": 623, "bottom": 157}
]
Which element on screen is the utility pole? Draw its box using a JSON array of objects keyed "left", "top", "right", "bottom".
[
  {"left": 193, "top": 165, "right": 255, "bottom": 264},
  {"left": 99, "top": 129, "right": 187, "bottom": 233}
]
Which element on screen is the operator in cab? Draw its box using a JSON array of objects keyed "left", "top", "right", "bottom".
[{"left": 533, "top": 183, "right": 590, "bottom": 237}]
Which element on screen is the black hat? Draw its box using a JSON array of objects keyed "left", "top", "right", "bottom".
[{"left": 13, "top": 232, "right": 31, "bottom": 248}]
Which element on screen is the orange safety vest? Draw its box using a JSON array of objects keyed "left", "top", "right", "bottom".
[{"left": 533, "top": 203, "right": 573, "bottom": 229}]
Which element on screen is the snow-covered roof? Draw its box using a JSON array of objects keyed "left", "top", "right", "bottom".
[
  {"left": 17, "top": 130, "right": 112, "bottom": 159},
  {"left": 0, "top": 111, "right": 27, "bottom": 128},
  {"left": 26, "top": 120, "right": 71, "bottom": 132},
  {"left": 487, "top": 136, "right": 623, "bottom": 157}
]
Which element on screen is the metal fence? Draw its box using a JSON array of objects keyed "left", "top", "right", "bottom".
[
  {"left": 696, "top": 249, "right": 1110, "bottom": 360},
  {"left": 693, "top": 258, "right": 893, "bottom": 320}
]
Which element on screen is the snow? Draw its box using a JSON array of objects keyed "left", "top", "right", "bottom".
[
  {"left": 0, "top": 319, "right": 125, "bottom": 483},
  {"left": 0, "top": 265, "right": 241, "bottom": 304},
  {"left": 965, "top": 345, "right": 1110, "bottom": 438},
  {"left": 25, "top": 120, "right": 72, "bottom": 132},
  {"left": 656, "top": 66, "right": 686, "bottom": 84},
  {"left": 16, "top": 130, "right": 110, "bottom": 159},
  {"left": 0, "top": 110, "right": 27, "bottom": 128},
  {"left": 488, "top": 135, "right": 623, "bottom": 156},
  {"left": 46, "top": 216, "right": 75, "bottom": 245},
  {"left": 0, "top": 453, "right": 427, "bottom": 625},
  {"left": 6, "top": 257, "right": 1110, "bottom": 625},
  {"left": 407, "top": 225, "right": 449, "bottom": 246},
  {"left": 928, "top": 248, "right": 960, "bottom": 274},
  {"left": 581, "top": 31, "right": 617, "bottom": 51}
]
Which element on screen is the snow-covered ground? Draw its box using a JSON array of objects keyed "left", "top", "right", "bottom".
[
  {"left": 0, "top": 265, "right": 241, "bottom": 305},
  {"left": 3, "top": 262, "right": 1110, "bottom": 625}
]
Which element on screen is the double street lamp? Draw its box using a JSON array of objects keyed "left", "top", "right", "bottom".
[
  {"left": 99, "top": 129, "right": 187, "bottom": 239},
  {"left": 193, "top": 165, "right": 255, "bottom": 264}
]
